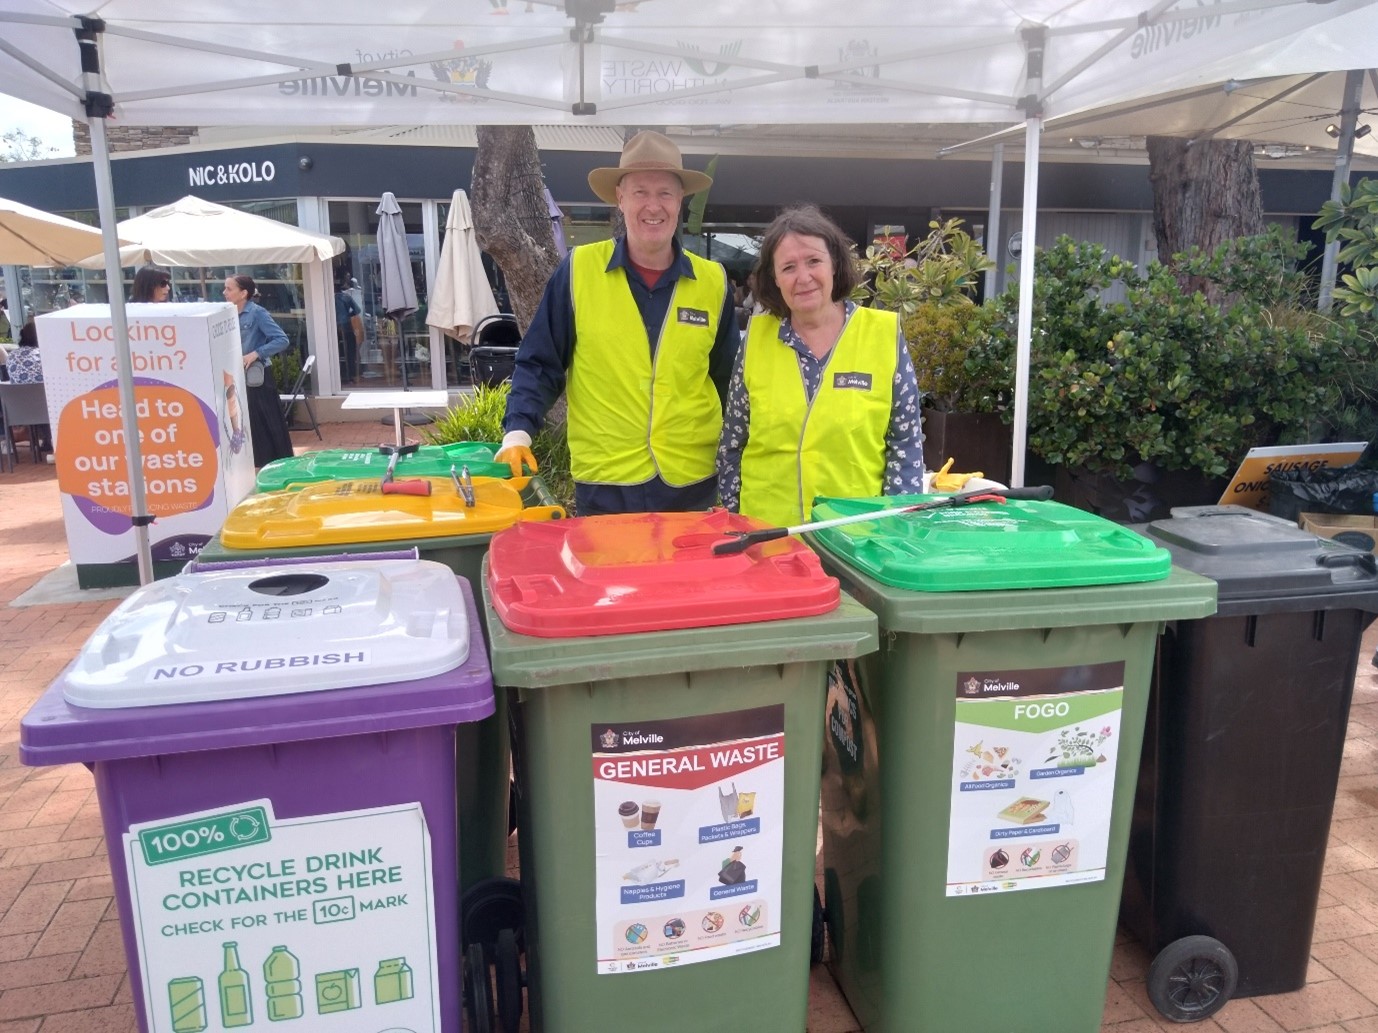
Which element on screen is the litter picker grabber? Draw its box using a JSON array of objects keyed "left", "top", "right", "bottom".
[
  {"left": 710, "top": 485, "right": 1055, "bottom": 556},
  {"left": 379, "top": 442, "right": 430, "bottom": 496}
]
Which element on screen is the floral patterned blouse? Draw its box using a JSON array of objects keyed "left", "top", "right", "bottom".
[{"left": 716, "top": 300, "right": 926, "bottom": 513}]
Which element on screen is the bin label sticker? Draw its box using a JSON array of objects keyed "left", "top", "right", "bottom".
[
  {"left": 123, "top": 799, "right": 439, "bottom": 1032},
  {"left": 947, "top": 663, "right": 1125, "bottom": 897},
  {"left": 591, "top": 705, "right": 785, "bottom": 974}
]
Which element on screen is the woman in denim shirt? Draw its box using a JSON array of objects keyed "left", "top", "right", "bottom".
[{"left": 223, "top": 274, "right": 294, "bottom": 467}]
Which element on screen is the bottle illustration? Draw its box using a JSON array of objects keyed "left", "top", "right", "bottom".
[
  {"left": 167, "top": 976, "right": 207, "bottom": 1033},
  {"left": 218, "top": 941, "right": 253, "bottom": 1027},
  {"left": 264, "top": 945, "right": 304, "bottom": 1021}
]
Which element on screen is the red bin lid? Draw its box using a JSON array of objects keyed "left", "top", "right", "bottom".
[{"left": 487, "top": 509, "right": 840, "bottom": 637}]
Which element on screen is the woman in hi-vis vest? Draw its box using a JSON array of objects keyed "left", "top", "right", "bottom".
[{"left": 716, "top": 205, "right": 926, "bottom": 529}]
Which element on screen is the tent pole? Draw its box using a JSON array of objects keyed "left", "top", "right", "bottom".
[
  {"left": 1319, "top": 69, "right": 1365, "bottom": 314},
  {"left": 1011, "top": 26, "right": 1045, "bottom": 490},
  {"left": 985, "top": 143, "right": 1004, "bottom": 298},
  {"left": 80, "top": 19, "right": 154, "bottom": 584},
  {"left": 1012, "top": 118, "right": 1040, "bottom": 489}
]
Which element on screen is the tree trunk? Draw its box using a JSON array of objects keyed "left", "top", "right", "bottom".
[
  {"left": 470, "top": 126, "right": 559, "bottom": 333},
  {"left": 1146, "top": 136, "right": 1264, "bottom": 300}
]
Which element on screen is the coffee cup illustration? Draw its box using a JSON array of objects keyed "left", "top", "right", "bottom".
[
  {"left": 640, "top": 801, "right": 661, "bottom": 830},
  {"left": 618, "top": 801, "right": 639, "bottom": 829}
]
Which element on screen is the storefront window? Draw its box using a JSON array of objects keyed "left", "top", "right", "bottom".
[
  {"left": 328, "top": 199, "right": 429, "bottom": 391},
  {"left": 9, "top": 201, "right": 307, "bottom": 361}
]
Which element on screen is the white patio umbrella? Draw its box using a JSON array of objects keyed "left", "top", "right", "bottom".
[
  {"left": 75, "top": 195, "right": 345, "bottom": 268},
  {"left": 0, "top": 196, "right": 126, "bottom": 267},
  {"left": 426, "top": 189, "right": 497, "bottom": 345}
]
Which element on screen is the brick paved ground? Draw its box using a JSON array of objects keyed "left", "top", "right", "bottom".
[{"left": 3, "top": 420, "right": 1378, "bottom": 1031}]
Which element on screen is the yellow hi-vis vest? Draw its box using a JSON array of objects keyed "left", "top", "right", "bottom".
[
  {"left": 566, "top": 240, "right": 727, "bottom": 486},
  {"left": 739, "top": 307, "right": 898, "bottom": 528}
]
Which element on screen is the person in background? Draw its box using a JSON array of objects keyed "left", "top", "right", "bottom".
[
  {"left": 335, "top": 275, "right": 362, "bottom": 385},
  {"left": 7, "top": 319, "right": 42, "bottom": 383},
  {"left": 6, "top": 320, "right": 52, "bottom": 454},
  {"left": 495, "top": 130, "right": 738, "bottom": 516},
  {"left": 717, "top": 204, "right": 925, "bottom": 528},
  {"left": 222, "top": 274, "right": 294, "bottom": 467},
  {"left": 131, "top": 264, "right": 172, "bottom": 303}
]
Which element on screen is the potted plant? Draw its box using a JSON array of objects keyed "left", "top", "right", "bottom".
[{"left": 854, "top": 219, "right": 1009, "bottom": 479}]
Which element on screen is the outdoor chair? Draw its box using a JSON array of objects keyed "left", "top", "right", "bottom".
[
  {"left": 0, "top": 382, "right": 49, "bottom": 464},
  {"left": 280, "top": 354, "right": 321, "bottom": 439}
]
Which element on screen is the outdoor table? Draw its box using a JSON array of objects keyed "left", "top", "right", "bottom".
[{"left": 341, "top": 388, "right": 450, "bottom": 447}]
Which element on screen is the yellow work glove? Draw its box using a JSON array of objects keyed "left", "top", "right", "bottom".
[
  {"left": 930, "top": 457, "right": 984, "bottom": 493},
  {"left": 495, "top": 430, "right": 538, "bottom": 478}
]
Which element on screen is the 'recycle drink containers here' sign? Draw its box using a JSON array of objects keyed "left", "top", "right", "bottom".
[{"left": 36, "top": 303, "right": 255, "bottom": 584}]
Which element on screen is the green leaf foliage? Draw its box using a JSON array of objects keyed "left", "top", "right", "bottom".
[
  {"left": 1314, "top": 177, "right": 1378, "bottom": 319},
  {"left": 423, "top": 382, "right": 574, "bottom": 511},
  {"left": 983, "top": 231, "right": 1378, "bottom": 479},
  {"left": 853, "top": 218, "right": 1001, "bottom": 412}
]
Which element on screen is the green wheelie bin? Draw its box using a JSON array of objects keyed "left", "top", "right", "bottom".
[
  {"left": 477, "top": 509, "right": 879, "bottom": 1033},
  {"left": 807, "top": 493, "right": 1217, "bottom": 1033},
  {"left": 254, "top": 440, "right": 512, "bottom": 493},
  {"left": 195, "top": 471, "right": 564, "bottom": 909}
]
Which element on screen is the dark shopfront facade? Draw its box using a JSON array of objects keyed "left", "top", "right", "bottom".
[{"left": 0, "top": 134, "right": 1355, "bottom": 404}]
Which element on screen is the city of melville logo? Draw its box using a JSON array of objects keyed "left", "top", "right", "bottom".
[
  {"left": 964, "top": 677, "right": 982, "bottom": 696},
  {"left": 430, "top": 41, "right": 493, "bottom": 89},
  {"left": 599, "top": 728, "right": 619, "bottom": 750},
  {"left": 834, "top": 39, "right": 882, "bottom": 88}
]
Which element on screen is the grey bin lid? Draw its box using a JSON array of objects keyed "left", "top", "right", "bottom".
[{"left": 1135, "top": 505, "right": 1378, "bottom": 617}]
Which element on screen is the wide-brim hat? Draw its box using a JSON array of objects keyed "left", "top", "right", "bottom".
[{"left": 587, "top": 130, "right": 713, "bottom": 205}]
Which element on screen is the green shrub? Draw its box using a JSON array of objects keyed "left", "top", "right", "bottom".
[
  {"left": 901, "top": 302, "right": 999, "bottom": 413},
  {"left": 854, "top": 218, "right": 1000, "bottom": 415},
  {"left": 985, "top": 232, "right": 1370, "bottom": 479},
  {"left": 424, "top": 383, "right": 574, "bottom": 511},
  {"left": 270, "top": 347, "right": 303, "bottom": 394},
  {"left": 1314, "top": 177, "right": 1378, "bottom": 317}
]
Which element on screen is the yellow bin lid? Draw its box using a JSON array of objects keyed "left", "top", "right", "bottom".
[{"left": 220, "top": 476, "right": 563, "bottom": 548}]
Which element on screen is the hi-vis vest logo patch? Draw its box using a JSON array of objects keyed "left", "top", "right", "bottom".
[
  {"left": 833, "top": 372, "right": 873, "bottom": 391},
  {"left": 676, "top": 307, "right": 710, "bottom": 327}
]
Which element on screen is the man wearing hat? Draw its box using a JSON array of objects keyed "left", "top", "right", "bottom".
[{"left": 496, "top": 130, "right": 738, "bottom": 515}]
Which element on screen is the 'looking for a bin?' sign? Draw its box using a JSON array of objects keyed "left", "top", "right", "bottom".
[{"left": 36, "top": 304, "right": 255, "bottom": 575}]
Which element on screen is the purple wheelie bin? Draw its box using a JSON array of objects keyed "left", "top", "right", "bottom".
[{"left": 21, "top": 557, "right": 492, "bottom": 1033}]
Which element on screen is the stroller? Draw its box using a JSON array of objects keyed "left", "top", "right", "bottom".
[{"left": 469, "top": 314, "right": 521, "bottom": 388}]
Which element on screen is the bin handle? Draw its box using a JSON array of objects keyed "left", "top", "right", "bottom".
[
  {"left": 1318, "top": 551, "right": 1378, "bottom": 575},
  {"left": 186, "top": 549, "right": 421, "bottom": 572},
  {"left": 516, "top": 476, "right": 565, "bottom": 517}
]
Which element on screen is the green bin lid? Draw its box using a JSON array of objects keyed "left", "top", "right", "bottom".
[
  {"left": 808, "top": 494, "right": 1171, "bottom": 592},
  {"left": 255, "top": 442, "right": 510, "bottom": 493}
]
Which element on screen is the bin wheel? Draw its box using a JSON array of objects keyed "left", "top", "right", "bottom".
[
  {"left": 462, "top": 877, "right": 525, "bottom": 950},
  {"left": 1147, "top": 935, "right": 1238, "bottom": 1023},
  {"left": 810, "top": 886, "right": 826, "bottom": 965},
  {"left": 495, "top": 926, "right": 524, "bottom": 1033},
  {"left": 464, "top": 941, "right": 494, "bottom": 1033}
]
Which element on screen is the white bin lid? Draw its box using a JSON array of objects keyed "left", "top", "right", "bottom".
[{"left": 62, "top": 559, "right": 471, "bottom": 708}]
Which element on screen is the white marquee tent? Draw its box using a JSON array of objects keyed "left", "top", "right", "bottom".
[{"left": 1, "top": 0, "right": 1377, "bottom": 580}]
